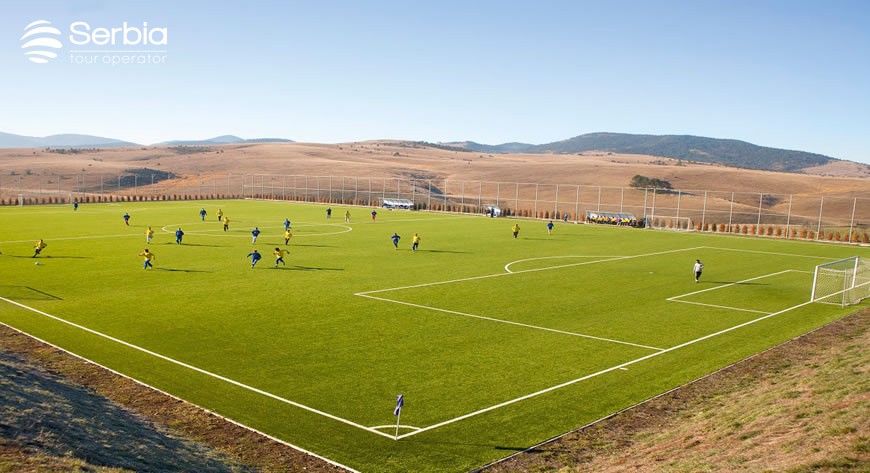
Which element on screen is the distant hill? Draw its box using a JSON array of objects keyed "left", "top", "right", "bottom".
[
  {"left": 442, "top": 141, "right": 534, "bottom": 154},
  {"left": 156, "top": 135, "right": 294, "bottom": 146},
  {"left": 450, "top": 133, "right": 838, "bottom": 172},
  {"left": 0, "top": 131, "right": 138, "bottom": 148}
]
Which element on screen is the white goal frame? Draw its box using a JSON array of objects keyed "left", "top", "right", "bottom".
[{"left": 810, "top": 256, "right": 870, "bottom": 307}]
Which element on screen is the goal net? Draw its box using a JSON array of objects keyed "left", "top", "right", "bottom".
[
  {"left": 811, "top": 256, "right": 870, "bottom": 307},
  {"left": 645, "top": 215, "right": 694, "bottom": 231}
]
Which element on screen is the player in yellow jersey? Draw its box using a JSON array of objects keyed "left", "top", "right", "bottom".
[
  {"left": 138, "top": 249, "right": 155, "bottom": 269},
  {"left": 273, "top": 248, "right": 287, "bottom": 267},
  {"left": 411, "top": 233, "right": 421, "bottom": 252},
  {"left": 32, "top": 239, "right": 47, "bottom": 258},
  {"left": 511, "top": 223, "right": 520, "bottom": 239},
  {"left": 284, "top": 229, "right": 293, "bottom": 245},
  {"left": 145, "top": 226, "right": 154, "bottom": 244},
  {"left": 223, "top": 216, "right": 230, "bottom": 232}
]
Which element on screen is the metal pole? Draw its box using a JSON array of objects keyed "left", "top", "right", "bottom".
[
  {"left": 575, "top": 185, "right": 580, "bottom": 221},
  {"left": 785, "top": 194, "right": 793, "bottom": 236},
  {"left": 728, "top": 192, "right": 734, "bottom": 230},
  {"left": 701, "top": 191, "right": 707, "bottom": 229},
  {"left": 650, "top": 188, "right": 657, "bottom": 220},
  {"left": 817, "top": 196, "right": 825, "bottom": 239},
  {"left": 757, "top": 193, "right": 763, "bottom": 226},
  {"left": 477, "top": 181, "right": 482, "bottom": 212},
  {"left": 533, "top": 183, "right": 539, "bottom": 217},
  {"left": 515, "top": 182, "right": 519, "bottom": 215},
  {"left": 460, "top": 180, "right": 465, "bottom": 212},
  {"left": 496, "top": 182, "right": 500, "bottom": 209},
  {"left": 848, "top": 197, "right": 857, "bottom": 243},
  {"left": 596, "top": 186, "right": 601, "bottom": 212},
  {"left": 555, "top": 184, "right": 560, "bottom": 215},
  {"left": 619, "top": 187, "right": 624, "bottom": 212},
  {"left": 676, "top": 191, "right": 682, "bottom": 219}
]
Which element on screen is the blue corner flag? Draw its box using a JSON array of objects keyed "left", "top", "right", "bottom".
[{"left": 393, "top": 394, "right": 404, "bottom": 416}]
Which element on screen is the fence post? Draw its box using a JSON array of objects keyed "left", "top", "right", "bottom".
[
  {"left": 596, "top": 186, "right": 601, "bottom": 212},
  {"left": 574, "top": 185, "right": 580, "bottom": 221},
  {"left": 757, "top": 193, "right": 763, "bottom": 226},
  {"left": 619, "top": 187, "right": 624, "bottom": 212},
  {"left": 786, "top": 194, "right": 793, "bottom": 235},
  {"left": 496, "top": 182, "right": 500, "bottom": 209},
  {"left": 460, "top": 180, "right": 465, "bottom": 212},
  {"left": 515, "top": 182, "right": 519, "bottom": 213},
  {"left": 817, "top": 196, "right": 825, "bottom": 239},
  {"left": 701, "top": 191, "right": 707, "bottom": 228},
  {"left": 650, "top": 188, "right": 657, "bottom": 219},
  {"left": 848, "top": 197, "right": 857, "bottom": 243},
  {"left": 728, "top": 192, "right": 734, "bottom": 229},
  {"left": 555, "top": 184, "right": 560, "bottom": 215}
]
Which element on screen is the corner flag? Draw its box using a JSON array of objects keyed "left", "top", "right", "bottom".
[{"left": 393, "top": 394, "right": 404, "bottom": 416}]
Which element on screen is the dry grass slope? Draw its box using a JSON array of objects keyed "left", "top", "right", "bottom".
[{"left": 484, "top": 309, "right": 870, "bottom": 472}]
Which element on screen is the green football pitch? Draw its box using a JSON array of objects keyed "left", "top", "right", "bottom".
[{"left": 0, "top": 200, "right": 865, "bottom": 472}]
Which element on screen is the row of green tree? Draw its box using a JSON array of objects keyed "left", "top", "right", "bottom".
[{"left": 629, "top": 174, "right": 673, "bottom": 190}]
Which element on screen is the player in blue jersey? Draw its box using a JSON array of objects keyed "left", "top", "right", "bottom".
[
  {"left": 283, "top": 218, "right": 291, "bottom": 231},
  {"left": 199, "top": 208, "right": 207, "bottom": 220},
  {"left": 391, "top": 232, "right": 401, "bottom": 249},
  {"left": 251, "top": 227, "right": 261, "bottom": 244},
  {"left": 247, "top": 249, "right": 262, "bottom": 268},
  {"left": 175, "top": 227, "right": 184, "bottom": 244}
]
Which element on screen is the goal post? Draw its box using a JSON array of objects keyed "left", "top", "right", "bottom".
[{"left": 810, "top": 256, "right": 870, "bottom": 307}]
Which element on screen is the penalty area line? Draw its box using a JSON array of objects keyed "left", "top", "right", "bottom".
[
  {"left": 0, "top": 296, "right": 395, "bottom": 442},
  {"left": 396, "top": 298, "right": 816, "bottom": 440},
  {"left": 355, "top": 293, "right": 665, "bottom": 352}
]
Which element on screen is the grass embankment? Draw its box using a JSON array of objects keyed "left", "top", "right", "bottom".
[{"left": 486, "top": 309, "right": 870, "bottom": 472}]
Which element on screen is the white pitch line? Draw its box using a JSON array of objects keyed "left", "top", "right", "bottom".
[
  {"left": 396, "top": 298, "right": 816, "bottom": 440},
  {"left": 504, "top": 255, "right": 623, "bottom": 273},
  {"left": 370, "top": 425, "right": 422, "bottom": 432},
  {"left": 356, "top": 293, "right": 665, "bottom": 351},
  {"left": 668, "top": 299, "right": 772, "bottom": 315},
  {"left": 667, "top": 270, "right": 795, "bottom": 301},
  {"left": 0, "top": 297, "right": 396, "bottom": 441},
  {"left": 358, "top": 246, "right": 706, "bottom": 296},
  {"left": 0, "top": 321, "right": 360, "bottom": 473},
  {"left": 699, "top": 246, "right": 842, "bottom": 261}
]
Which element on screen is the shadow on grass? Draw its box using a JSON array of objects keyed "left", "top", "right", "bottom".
[
  {"left": 154, "top": 268, "right": 213, "bottom": 273},
  {"left": 415, "top": 249, "right": 468, "bottom": 254},
  {"left": 0, "top": 286, "right": 63, "bottom": 301},
  {"left": 0, "top": 351, "right": 246, "bottom": 473},
  {"left": 7, "top": 255, "right": 92, "bottom": 259},
  {"left": 707, "top": 281, "right": 768, "bottom": 286},
  {"left": 267, "top": 265, "right": 343, "bottom": 271},
  {"left": 161, "top": 243, "right": 226, "bottom": 248}
]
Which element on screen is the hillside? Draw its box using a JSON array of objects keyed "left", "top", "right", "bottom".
[
  {"left": 452, "top": 132, "right": 846, "bottom": 173},
  {"left": 486, "top": 309, "right": 870, "bottom": 472},
  {"left": 0, "top": 131, "right": 138, "bottom": 148}
]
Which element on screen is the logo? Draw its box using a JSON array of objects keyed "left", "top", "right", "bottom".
[
  {"left": 20, "top": 19, "right": 168, "bottom": 66},
  {"left": 20, "top": 20, "right": 63, "bottom": 64}
]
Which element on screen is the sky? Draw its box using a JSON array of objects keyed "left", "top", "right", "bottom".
[{"left": 1, "top": 0, "right": 869, "bottom": 163}]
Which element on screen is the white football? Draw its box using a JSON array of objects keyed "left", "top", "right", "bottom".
[{"left": 35, "top": 262, "right": 40, "bottom": 265}]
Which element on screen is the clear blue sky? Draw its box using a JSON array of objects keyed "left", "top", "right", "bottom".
[{"left": 2, "top": 0, "right": 869, "bottom": 163}]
